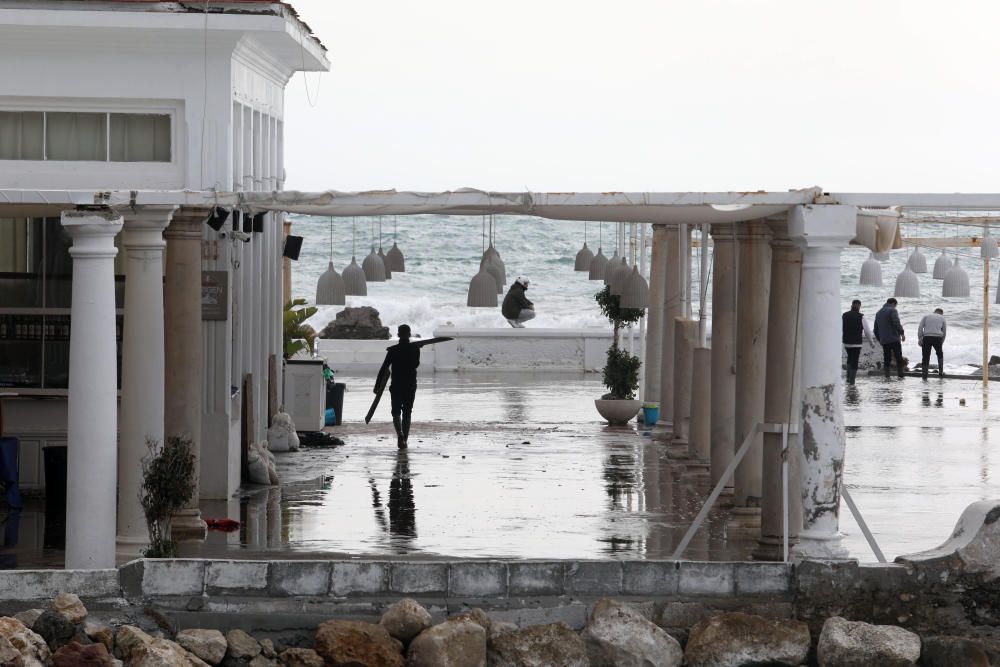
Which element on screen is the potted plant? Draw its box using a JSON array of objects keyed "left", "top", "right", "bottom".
[
  {"left": 283, "top": 298, "right": 318, "bottom": 359},
  {"left": 594, "top": 285, "right": 643, "bottom": 425}
]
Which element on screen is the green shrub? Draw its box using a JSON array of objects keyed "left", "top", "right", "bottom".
[
  {"left": 284, "top": 298, "right": 318, "bottom": 358},
  {"left": 595, "top": 285, "right": 643, "bottom": 399},
  {"left": 140, "top": 436, "right": 195, "bottom": 558}
]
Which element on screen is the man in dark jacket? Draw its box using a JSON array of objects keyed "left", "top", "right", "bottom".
[
  {"left": 842, "top": 299, "right": 874, "bottom": 384},
  {"left": 378, "top": 324, "right": 420, "bottom": 449},
  {"left": 502, "top": 276, "right": 535, "bottom": 328},
  {"left": 873, "top": 298, "right": 906, "bottom": 378}
]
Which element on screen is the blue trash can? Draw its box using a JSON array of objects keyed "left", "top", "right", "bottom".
[{"left": 641, "top": 403, "right": 660, "bottom": 426}]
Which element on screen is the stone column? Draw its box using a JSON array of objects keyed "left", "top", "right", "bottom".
[
  {"left": 658, "top": 225, "right": 680, "bottom": 427},
  {"left": 689, "top": 346, "right": 712, "bottom": 462},
  {"left": 732, "top": 222, "right": 771, "bottom": 529},
  {"left": 754, "top": 219, "right": 803, "bottom": 560},
  {"left": 789, "top": 204, "right": 856, "bottom": 559},
  {"left": 62, "top": 209, "right": 123, "bottom": 569},
  {"left": 117, "top": 206, "right": 176, "bottom": 546},
  {"left": 671, "top": 317, "right": 699, "bottom": 444},
  {"left": 642, "top": 225, "right": 668, "bottom": 404},
  {"left": 709, "top": 226, "right": 736, "bottom": 496},
  {"left": 164, "top": 206, "right": 211, "bottom": 540}
]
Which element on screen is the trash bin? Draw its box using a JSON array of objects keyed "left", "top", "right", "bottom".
[
  {"left": 326, "top": 382, "right": 346, "bottom": 426},
  {"left": 641, "top": 402, "right": 660, "bottom": 426},
  {"left": 43, "top": 445, "right": 67, "bottom": 515},
  {"left": 0, "top": 437, "right": 21, "bottom": 509}
]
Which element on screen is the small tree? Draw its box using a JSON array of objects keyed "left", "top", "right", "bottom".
[
  {"left": 140, "top": 436, "right": 195, "bottom": 558},
  {"left": 284, "top": 298, "right": 318, "bottom": 358},
  {"left": 595, "top": 285, "right": 644, "bottom": 399}
]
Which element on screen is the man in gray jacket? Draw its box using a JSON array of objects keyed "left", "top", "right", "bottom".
[
  {"left": 873, "top": 298, "right": 906, "bottom": 378},
  {"left": 917, "top": 307, "right": 947, "bottom": 379}
]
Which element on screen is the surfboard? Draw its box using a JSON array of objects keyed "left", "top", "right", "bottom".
[{"left": 363, "top": 337, "right": 454, "bottom": 423}]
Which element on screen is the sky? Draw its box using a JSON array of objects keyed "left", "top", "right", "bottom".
[{"left": 282, "top": 1, "right": 1000, "bottom": 194}]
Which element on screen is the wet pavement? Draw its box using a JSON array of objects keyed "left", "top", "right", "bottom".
[{"left": 3, "top": 371, "right": 1000, "bottom": 567}]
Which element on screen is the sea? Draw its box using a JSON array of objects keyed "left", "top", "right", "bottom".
[{"left": 292, "top": 214, "right": 1000, "bottom": 373}]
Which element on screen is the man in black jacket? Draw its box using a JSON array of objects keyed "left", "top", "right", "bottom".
[
  {"left": 873, "top": 298, "right": 906, "bottom": 378},
  {"left": 502, "top": 277, "right": 535, "bottom": 328},
  {"left": 378, "top": 324, "right": 420, "bottom": 449},
  {"left": 842, "top": 299, "right": 874, "bottom": 384}
]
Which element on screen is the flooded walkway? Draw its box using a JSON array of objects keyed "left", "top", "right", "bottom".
[{"left": 3, "top": 372, "right": 1000, "bottom": 567}]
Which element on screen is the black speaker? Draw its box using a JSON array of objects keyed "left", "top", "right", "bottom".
[
  {"left": 252, "top": 212, "right": 266, "bottom": 234},
  {"left": 242, "top": 210, "right": 253, "bottom": 234},
  {"left": 205, "top": 207, "right": 229, "bottom": 231},
  {"left": 232, "top": 211, "right": 242, "bottom": 232},
  {"left": 283, "top": 235, "right": 303, "bottom": 260}
]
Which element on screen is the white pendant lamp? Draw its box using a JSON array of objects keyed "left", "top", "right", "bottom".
[
  {"left": 482, "top": 254, "right": 505, "bottom": 294},
  {"left": 603, "top": 250, "right": 620, "bottom": 285},
  {"left": 376, "top": 217, "right": 391, "bottom": 279},
  {"left": 574, "top": 221, "right": 594, "bottom": 271},
  {"left": 619, "top": 265, "right": 649, "bottom": 309},
  {"left": 874, "top": 251, "right": 891, "bottom": 261},
  {"left": 907, "top": 247, "right": 928, "bottom": 273},
  {"left": 611, "top": 257, "right": 631, "bottom": 296},
  {"left": 468, "top": 218, "right": 499, "bottom": 306},
  {"left": 982, "top": 233, "right": 999, "bottom": 259},
  {"left": 343, "top": 219, "right": 367, "bottom": 296},
  {"left": 362, "top": 219, "right": 386, "bottom": 282},
  {"left": 932, "top": 251, "right": 952, "bottom": 279},
  {"left": 588, "top": 224, "right": 609, "bottom": 280},
  {"left": 942, "top": 258, "right": 970, "bottom": 297},
  {"left": 894, "top": 266, "right": 921, "bottom": 298},
  {"left": 384, "top": 216, "right": 406, "bottom": 272},
  {"left": 859, "top": 252, "right": 883, "bottom": 286},
  {"left": 316, "top": 218, "right": 346, "bottom": 305}
]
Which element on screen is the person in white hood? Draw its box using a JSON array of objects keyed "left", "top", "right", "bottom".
[{"left": 917, "top": 307, "right": 947, "bottom": 379}]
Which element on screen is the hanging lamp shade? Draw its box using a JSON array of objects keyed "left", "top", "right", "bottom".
[
  {"left": 385, "top": 242, "right": 405, "bottom": 272},
  {"left": 874, "top": 251, "right": 891, "bottom": 261},
  {"left": 342, "top": 257, "right": 367, "bottom": 296},
  {"left": 362, "top": 248, "right": 386, "bottom": 282},
  {"left": 982, "top": 234, "right": 999, "bottom": 259},
  {"left": 932, "top": 251, "right": 952, "bottom": 279},
  {"left": 481, "top": 254, "right": 505, "bottom": 294},
  {"left": 859, "top": 252, "right": 883, "bottom": 286},
  {"left": 610, "top": 258, "right": 631, "bottom": 296},
  {"left": 467, "top": 267, "right": 498, "bottom": 307},
  {"left": 893, "top": 266, "right": 921, "bottom": 298},
  {"left": 574, "top": 242, "right": 594, "bottom": 272},
  {"left": 942, "top": 259, "right": 970, "bottom": 297},
  {"left": 482, "top": 244, "right": 506, "bottom": 287},
  {"left": 588, "top": 248, "right": 608, "bottom": 280},
  {"left": 483, "top": 243, "right": 499, "bottom": 261},
  {"left": 316, "top": 262, "right": 346, "bottom": 305},
  {"left": 603, "top": 251, "right": 620, "bottom": 285},
  {"left": 619, "top": 265, "right": 649, "bottom": 309},
  {"left": 907, "top": 247, "right": 928, "bottom": 273},
  {"left": 377, "top": 247, "right": 392, "bottom": 279}
]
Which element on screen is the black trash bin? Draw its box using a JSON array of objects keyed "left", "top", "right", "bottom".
[
  {"left": 42, "top": 445, "right": 67, "bottom": 549},
  {"left": 326, "top": 382, "right": 346, "bottom": 426}
]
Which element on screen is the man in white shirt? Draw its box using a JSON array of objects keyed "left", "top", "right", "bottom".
[{"left": 917, "top": 307, "right": 947, "bottom": 380}]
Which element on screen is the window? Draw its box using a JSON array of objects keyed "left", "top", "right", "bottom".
[{"left": 0, "top": 111, "right": 171, "bottom": 162}]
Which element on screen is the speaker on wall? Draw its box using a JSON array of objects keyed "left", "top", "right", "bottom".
[{"left": 283, "top": 235, "right": 304, "bottom": 260}]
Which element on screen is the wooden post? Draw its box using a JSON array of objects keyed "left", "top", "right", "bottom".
[{"left": 241, "top": 374, "right": 254, "bottom": 484}]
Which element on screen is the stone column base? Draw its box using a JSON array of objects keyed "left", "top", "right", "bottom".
[
  {"left": 726, "top": 506, "right": 761, "bottom": 537},
  {"left": 172, "top": 510, "right": 208, "bottom": 541},
  {"left": 752, "top": 534, "right": 798, "bottom": 562},
  {"left": 793, "top": 529, "right": 849, "bottom": 560}
]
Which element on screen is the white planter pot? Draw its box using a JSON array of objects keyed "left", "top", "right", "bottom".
[{"left": 594, "top": 399, "right": 641, "bottom": 426}]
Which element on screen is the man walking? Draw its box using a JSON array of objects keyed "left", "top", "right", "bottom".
[
  {"left": 842, "top": 299, "right": 874, "bottom": 384},
  {"left": 917, "top": 307, "right": 947, "bottom": 379},
  {"left": 873, "top": 298, "right": 906, "bottom": 378},
  {"left": 502, "top": 276, "right": 535, "bottom": 328},
  {"left": 377, "top": 324, "right": 420, "bottom": 449}
]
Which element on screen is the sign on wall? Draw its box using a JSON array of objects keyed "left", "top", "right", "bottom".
[{"left": 201, "top": 271, "right": 229, "bottom": 321}]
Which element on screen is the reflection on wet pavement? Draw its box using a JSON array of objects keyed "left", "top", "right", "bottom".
[{"left": 4, "top": 371, "right": 1000, "bottom": 567}]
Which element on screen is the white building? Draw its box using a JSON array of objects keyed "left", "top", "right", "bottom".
[{"left": 0, "top": 0, "right": 328, "bottom": 567}]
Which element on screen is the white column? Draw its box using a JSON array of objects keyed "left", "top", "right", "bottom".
[
  {"left": 658, "top": 226, "right": 680, "bottom": 425},
  {"left": 117, "top": 206, "right": 175, "bottom": 546},
  {"left": 643, "top": 225, "right": 668, "bottom": 405},
  {"left": 789, "top": 204, "right": 856, "bottom": 559},
  {"left": 164, "top": 207, "right": 211, "bottom": 540},
  {"left": 710, "top": 226, "right": 736, "bottom": 496},
  {"left": 62, "top": 209, "right": 123, "bottom": 569}
]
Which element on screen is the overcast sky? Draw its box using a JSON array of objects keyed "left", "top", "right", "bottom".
[{"left": 282, "top": 1, "right": 1000, "bottom": 194}]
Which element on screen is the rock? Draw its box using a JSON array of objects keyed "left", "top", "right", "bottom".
[
  {"left": 314, "top": 620, "right": 404, "bottom": 667},
  {"left": 177, "top": 630, "right": 227, "bottom": 666},
  {"left": 114, "top": 627, "right": 190, "bottom": 667},
  {"left": 0, "top": 635, "right": 22, "bottom": 667},
  {"left": 448, "top": 609, "right": 492, "bottom": 634},
  {"left": 582, "top": 598, "right": 683, "bottom": 667},
  {"left": 897, "top": 501, "right": 1000, "bottom": 581},
  {"left": 276, "top": 648, "right": 323, "bottom": 667},
  {"left": 267, "top": 413, "right": 300, "bottom": 453},
  {"left": 247, "top": 656, "right": 277, "bottom": 667},
  {"left": 225, "top": 630, "right": 261, "bottom": 662},
  {"left": 487, "top": 622, "right": 588, "bottom": 667},
  {"left": 319, "top": 307, "right": 391, "bottom": 340},
  {"left": 817, "top": 616, "right": 920, "bottom": 667},
  {"left": 258, "top": 640, "right": 276, "bottom": 660},
  {"left": 379, "top": 599, "right": 433, "bottom": 643},
  {"left": 0, "top": 616, "right": 51, "bottom": 666},
  {"left": 52, "top": 641, "right": 113, "bottom": 667},
  {"left": 83, "top": 624, "right": 113, "bottom": 653},
  {"left": 407, "top": 619, "right": 486, "bottom": 667},
  {"left": 31, "top": 610, "right": 76, "bottom": 651},
  {"left": 920, "top": 636, "right": 990, "bottom": 667},
  {"left": 187, "top": 655, "right": 212, "bottom": 667},
  {"left": 12, "top": 612, "right": 41, "bottom": 631},
  {"left": 488, "top": 622, "right": 518, "bottom": 644},
  {"left": 51, "top": 593, "right": 88, "bottom": 625},
  {"left": 989, "top": 355, "right": 1000, "bottom": 366},
  {"left": 685, "top": 612, "right": 810, "bottom": 667}
]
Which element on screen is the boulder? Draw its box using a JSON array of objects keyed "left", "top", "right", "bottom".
[
  {"left": 379, "top": 598, "right": 432, "bottom": 644},
  {"left": 319, "top": 307, "right": 391, "bottom": 340},
  {"left": 258, "top": 640, "right": 276, "bottom": 660},
  {"left": 276, "top": 648, "right": 323, "bottom": 667},
  {"left": 52, "top": 641, "right": 113, "bottom": 667},
  {"left": 488, "top": 622, "right": 518, "bottom": 644},
  {"left": 12, "top": 611, "right": 41, "bottom": 631},
  {"left": 0, "top": 635, "right": 22, "bottom": 667},
  {"left": 247, "top": 656, "right": 277, "bottom": 667},
  {"left": 31, "top": 610, "right": 76, "bottom": 651},
  {"left": 51, "top": 593, "right": 88, "bottom": 625},
  {"left": 0, "top": 616, "right": 51, "bottom": 666},
  {"left": 448, "top": 609, "right": 492, "bottom": 634},
  {"left": 920, "top": 636, "right": 990, "bottom": 667},
  {"left": 225, "top": 630, "right": 261, "bottom": 662},
  {"left": 897, "top": 501, "right": 1000, "bottom": 581},
  {"left": 177, "top": 630, "right": 227, "bottom": 666},
  {"left": 817, "top": 616, "right": 920, "bottom": 667},
  {"left": 407, "top": 619, "right": 485, "bottom": 667},
  {"left": 113, "top": 626, "right": 190, "bottom": 667},
  {"left": 113, "top": 626, "right": 153, "bottom": 663},
  {"left": 487, "top": 622, "right": 588, "bottom": 667},
  {"left": 83, "top": 623, "right": 114, "bottom": 652},
  {"left": 314, "top": 620, "right": 404, "bottom": 667},
  {"left": 581, "top": 598, "right": 682, "bottom": 667},
  {"left": 684, "top": 612, "right": 810, "bottom": 667},
  {"left": 267, "top": 412, "right": 300, "bottom": 453}
]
